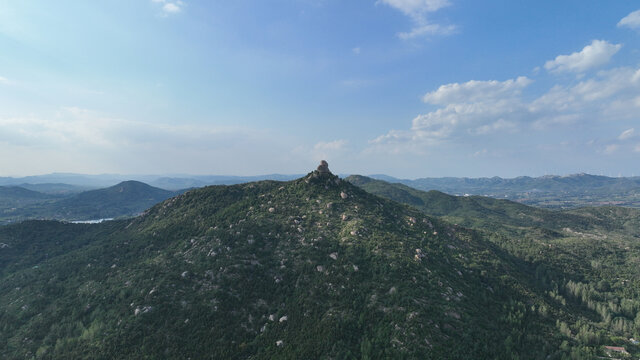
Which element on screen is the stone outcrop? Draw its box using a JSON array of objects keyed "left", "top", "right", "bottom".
[
  {"left": 317, "top": 160, "right": 330, "bottom": 173},
  {"left": 305, "top": 160, "right": 340, "bottom": 185}
]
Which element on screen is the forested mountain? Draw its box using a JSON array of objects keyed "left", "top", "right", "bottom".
[
  {"left": 0, "top": 181, "right": 177, "bottom": 224},
  {"left": 48, "top": 180, "right": 176, "bottom": 220},
  {"left": 0, "top": 169, "right": 577, "bottom": 359},
  {"left": 1, "top": 169, "right": 639, "bottom": 358}
]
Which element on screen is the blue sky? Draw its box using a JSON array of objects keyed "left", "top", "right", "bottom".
[{"left": 1, "top": 1, "right": 640, "bottom": 178}]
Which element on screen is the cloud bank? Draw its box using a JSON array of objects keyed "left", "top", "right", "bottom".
[{"left": 371, "top": 55, "right": 640, "bottom": 156}]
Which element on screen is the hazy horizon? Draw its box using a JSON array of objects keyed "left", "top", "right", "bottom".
[
  {"left": 1, "top": 169, "right": 638, "bottom": 182},
  {"left": 1, "top": 2, "right": 640, "bottom": 178}
]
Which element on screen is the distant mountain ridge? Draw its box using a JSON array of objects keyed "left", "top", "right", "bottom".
[
  {"left": 346, "top": 175, "right": 640, "bottom": 237},
  {"left": 18, "top": 183, "right": 90, "bottom": 195},
  {"left": 0, "top": 173, "right": 304, "bottom": 190},
  {"left": 368, "top": 173, "right": 640, "bottom": 192},
  {"left": 0, "top": 186, "right": 51, "bottom": 200},
  {"left": 49, "top": 180, "right": 176, "bottom": 220},
  {"left": 3, "top": 172, "right": 638, "bottom": 194},
  {"left": 367, "top": 173, "right": 640, "bottom": 208},
  {"left": 3, "top": 172, "right": 640, "bottom": 211},
  {"left": 0, "top": 181, "right": 177, "bottom": 223}
]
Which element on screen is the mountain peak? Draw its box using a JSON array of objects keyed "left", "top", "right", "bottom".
[
  {"left": 316, "top": 160, "right": 331, "bottom": 174},
  {"left": 304, "top": 160, "right": 342, "bottom": 187}
]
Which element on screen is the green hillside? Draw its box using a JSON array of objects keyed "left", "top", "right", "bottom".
[
  {"left": 346, "top": 175, "right": 640, "bottom": 236},
  {"left": 348, "top": 175, "right": 640, "bottom": 357},
  {"left": 0, "top": 181, "right": 176, "bottom": 223},
  {"left": 0, "top": 170, "right": 575, "bottom": 359},
  {"left": 48, "top": 180, "right": 176, "bottom": 220}
]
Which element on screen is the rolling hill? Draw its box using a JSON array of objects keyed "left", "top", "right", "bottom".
[{"left": 48, "top": 180, "right": 176, "bottom": 220}]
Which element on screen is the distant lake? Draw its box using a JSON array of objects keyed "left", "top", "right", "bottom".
[{"left": 71, "top": 218, "right": 113, "bottom": 224}]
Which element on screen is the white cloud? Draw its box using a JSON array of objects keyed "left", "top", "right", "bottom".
[
  {"left": 473, "top": 149, "right": 488, "bottom": 157},
  {"left": 398, "top": 24, "right": 456, "bottom": 39},
  {"left": 544, "top": 40, "right": 621, "bottom": 74},
  {"left": 379, "top": 0, "right": 455, "bottom": 39},
  {"left": 379, "top": 0, "right": 451, "bottom": 17},
  {"left": 531, "top": 114, "right": 579, "bottom": 130},
  {"left": 604, "top": 144, "right": 619, "bottom": 155},
  {"left": 163, "top": 3, "right": 181, "bottom": 13},
  {"left": 151, "top": 0, "right": 184, "bottom": 15},
  {"left": 0, "top": 76, "right": 11, "bottom": 85},
  {"left": 531, "top": 67, "right": 640, "bottom": 117},
  {"left": 352, "top": 47, "right": 361, "bottom": 55},
  {"left": 314, "top": 140, "right": 347, "bottom": 151},
  {"left": 618, "top": 9, "right": 640, "bottom": 30},
  {"left": 619, "top": 128, "right": 635, "bottom": 140},
  {"left": 368, "top": 129, "right": 433, "bottom": 155},
  {"left": 369, "top": 77, "right": 532, "bottom": 153},
  {"left": 290, "top": 140, "right": 349, "bottom": 164},
  {"left": 472, "top": 119, "right": 516, "bottom": 135},
  {"left": 423, "top": 76, "right": 531, "bottom": 104},
  {"left": 410, "top": 77, "right": 531, "bottom": 140}
]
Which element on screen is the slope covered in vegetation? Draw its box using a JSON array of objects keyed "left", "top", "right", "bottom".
[
  {"left": 0, "top": 170, "right": 571, "bottom": 359},
  {"left": 348, "top": 175, "right": 640, "bottom": 358}
]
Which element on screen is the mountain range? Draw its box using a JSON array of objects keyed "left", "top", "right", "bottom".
[
  {"left": 1, "top": 168, "right": 639, "bottom": 358},
  {"left": 0, "top": 173, "right": 303, "bottom": 190},
  {"left": 368, "top": 173, "right": 640, "bottom": 208}
]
